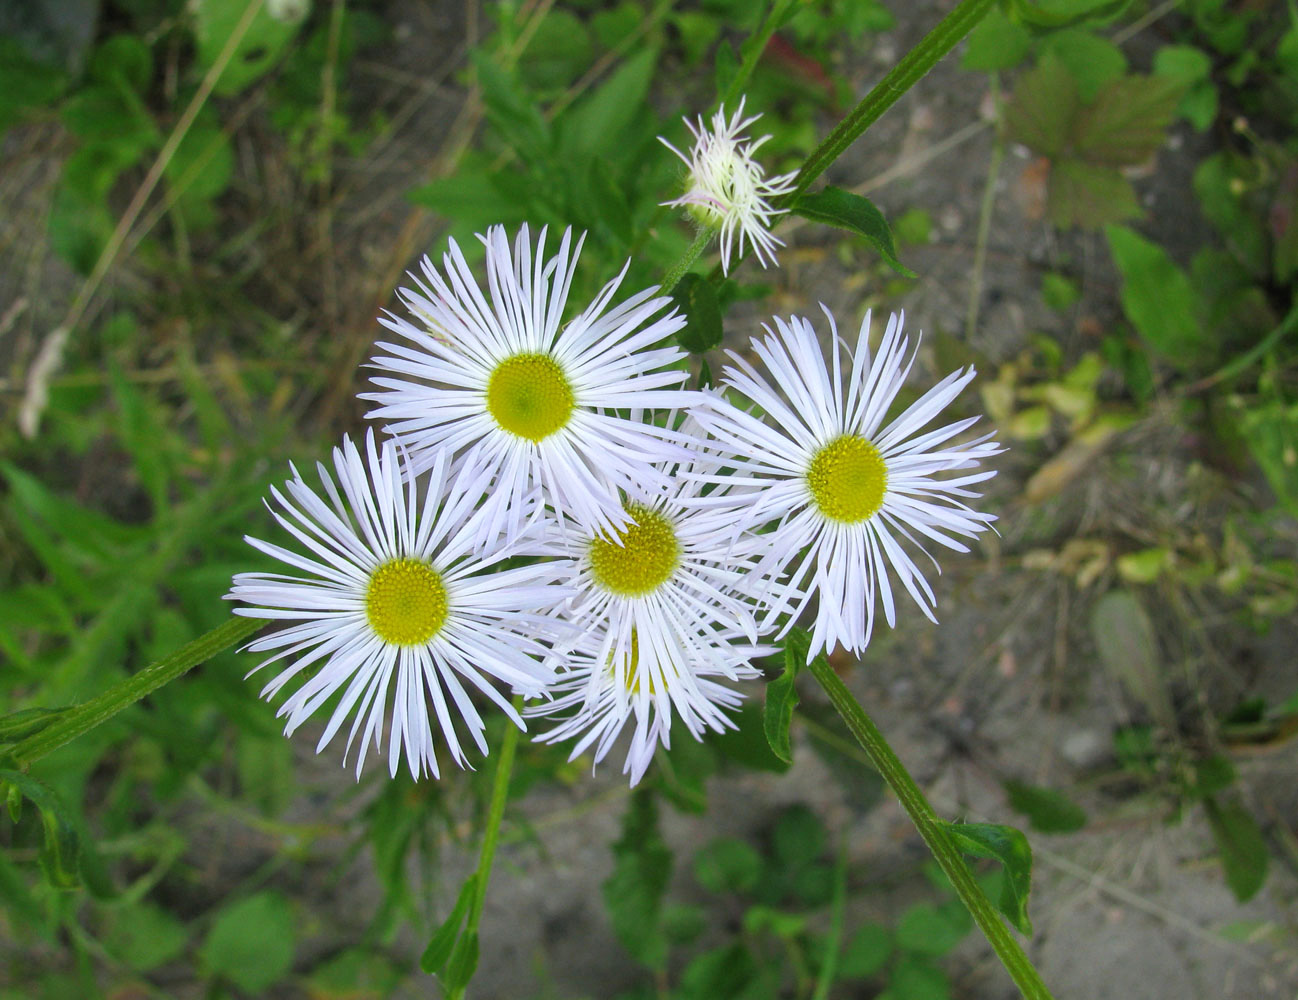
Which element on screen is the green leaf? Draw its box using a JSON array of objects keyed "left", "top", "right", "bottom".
[
  {"left": 0, "top": 37, "right": 67, "bottom": 133},
  {"left": 678, "top": 942, "right": 757, "bottom": 1000},
  {"left": 1004, "top": 54, "right": 1079, "bottom": 160},
  {"left": 407, "top": 158, "right": 528, "bottom": 239},
  {"left": 942, "top": 821, "right": 1034, "bottom": 935},
  {"left": 792, "top": 187, "right": 913, "bottom": 276},
  {"left": 1008, "top": 0, "right": 1135, "bottom": 29},
  {"left": 707, "top": 702, "right": 789, "bottom": 773},
  {"left": 1004, "top": 780, "right": 1087, "bottom": 833},
  {"left": 1071, "top": 75, "right": 1185, "bottom": 167},
  {"left": 421, "top": 873, "right": 478, "bottom": 973},
  {"left": 106, "top": 903, "right": 189, "bottom": 971},
  {"left": 518, "top": 10, "right": 593, "bottom": 91},
  {"left": 773, "top": 804, "right": 825, "bottom": 870},
  {"left": 110, "top": 363, "right": 171, "bottom": 515},
  {"left": 890, "top": 954, "right": 952, "bottom": 1000},
  {"left": 896, "top": 901, "right": 971, "bottom": 955},
  {"left": 961, "top": 7, "right": 1031, "bottom": 71},
  {"left": 1232, "top": 396, "right": 1298, "bottom": 515},
  {"left": 663, "top": 903, "right": 708, "bottom": 946},
  {"left": 89, "top": 35, "right": 153, "bottom": 92},
  {"left": 1190, "top": 754, "right": 1235, "bottom": 799},
  {"left": 193, "top": 0, "right": 311, "bottom": 97},
  {"left": 1204, "top": 796, "right": 1268, "bottom": 902},
  {"left": 1040, "top": 29, "right": 1127, "bottom": 101},
  {"left": 763, "top": 641, "right": 802, "bottom": 765},
  {"left": 1041, "top": 273, "right": 1080, "bottom": 311},
  {"left": 561, "top": 47, "right": 658, "bottom": 160},
  {"left": 1105, "top": 225, "right": 1209, "bottom": 368},
  {"left": 669, "top": 273, "right": 723, "bottom": 354},
  {"left": 714, "top": 40, "right": 738, "bottom": 97},
  {"left": 839, "top": 923, "right": 892, "bottom": 978},
  {"left": 200, "top": 891, "right": 297, "bottom": 992},
  {"left": 1047, "top": 160, "right": 1140, "bottom": 229},
  {"left": 443, "top": 930, "right": 479, "bottom": 992},
  {"left": 164, "top": 108, "right": 236, "bottom": 224},
  {"left": 1089, "top": 587, "right": 1172, "bottom": 723},
  {"left": 602, "top": 791, "right": 671, "bottom": 969},
  {"left": 694, "top": 837, "right": 762, "bottom": 895},
  {"left": 0, "top": 770, "right": 83, "bottom": 890}
]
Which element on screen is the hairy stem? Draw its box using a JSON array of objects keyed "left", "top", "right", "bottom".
[
  {"left": 9, "top": 615, "right": 263, "bottom": 767},
  {"left": 806, "top": 656, "right": 1055, "bottom": 1000},
  {"left": 786, "top": 0, "right": 997, "bottom": 203}
]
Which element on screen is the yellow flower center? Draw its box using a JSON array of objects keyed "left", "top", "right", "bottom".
[
  {"left": 588, "top": 504, "right": 680, "bottom": 597},
  {"left": 485, "top": 352, "right": 575, "bottom": 442},
  {"left": 806, "top": 434, "right": 888, "bottom": 524},
  {"left": 364, "top": 558, "right": 449, "bottom": 646}
]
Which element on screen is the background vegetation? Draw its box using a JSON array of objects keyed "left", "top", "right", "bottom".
[{"left": 1, "top": 0, "right": 1295, "bottom": 996}]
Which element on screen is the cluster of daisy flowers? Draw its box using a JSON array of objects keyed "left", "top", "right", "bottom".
[{"left": 227, "top": 106, "right": 1002, "bottom": 786}]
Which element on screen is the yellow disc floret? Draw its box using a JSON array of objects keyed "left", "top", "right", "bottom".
[
  {"left": 365, "top": 557, "right": 449, "bottom": 646},
  {"left": 485, "top": 352, "right": 575, "bottom": 442},
  {"left": 806, "top": 434, "right": 888, "bottom": 524},
  {"left": 588, "top": 504, "right": 680, "bottom": 597}
]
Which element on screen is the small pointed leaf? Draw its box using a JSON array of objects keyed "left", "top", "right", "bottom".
[
  {"left": 942, "top": 821, "right": 1034, "bottom": 935},
  {"left": 792, "top": 187, "right": 914, "bottom": 276}
]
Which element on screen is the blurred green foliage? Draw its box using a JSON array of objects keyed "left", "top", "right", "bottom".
[{"left": 1, "top": 0, "right": 1295, "bottom": 994}]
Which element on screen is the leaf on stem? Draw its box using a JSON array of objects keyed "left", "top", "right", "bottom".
[
  {"left": 941, "top": 821, "right": 1034, "bottom": 935},
  {"left": 763, "top": 635, "right": 805, "bottom": 764},
  {"left": 791, "top": 187, "right": 915, "bottom": 276},
  {"left": 421, "top": 872, "right": 479, "bottom": 974},
  {"left": 669, "top": 273, "right": 724, "bottom": 354},
  {"left": 0, "top": 770, "right": 83, "bottom": 890}
]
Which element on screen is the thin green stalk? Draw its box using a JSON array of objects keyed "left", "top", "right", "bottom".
[
  {"left": 805, "top": 656, "right": 1055, "bottom": 1000},
  {"left": 660, "top": 227, "right": 716, "bottom": 295},
  {"left": 718, "top": 0, "right": 799, "bottom": 110},
  {"left": 8, "top": 615, "right": 263, "bottom": 767},
  {"left": 786, "top": 0, "right": 997, "bottom": 203},
  {"left": 448, "top": 699, "right": 523, "bottom": 1000}
]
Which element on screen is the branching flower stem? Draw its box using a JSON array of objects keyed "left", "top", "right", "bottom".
[{"left": 805, "top": 654, "right": 1055, "bottom": 1000}]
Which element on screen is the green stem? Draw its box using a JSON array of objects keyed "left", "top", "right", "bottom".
[
  {"left": 448, "top": 699, "right": 523, "bottom": 1000},
  {"left": 785, "top": 0, "right": 997, "bottom": 203},
  {"left": 805, "top": 656, "right": 1055, "bottom": 1000},
  {"left": 8, "top": 615, "right": 263, "bottom": 767},
  {"left": 660, "top": 226, "right": 716, "bottom": 296},
  {"left": 718, "top": 0, "right": 799, "bottom": 110}
]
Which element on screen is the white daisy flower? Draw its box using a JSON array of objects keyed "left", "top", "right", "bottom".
[
  {"left": 227, "top": 430, "right": 566, "bottom": 780},
  {"left": 530, "top": 623, "right": 765, "bottom": 786},
  {"left": 528, "top": 412, "right": 783, "bottom": 784},
  {"left": 690, "top": 308, "right": 1003, "bottom": 662},
  {"left": 659, "top": 97, "right": 798, "bottom": 275},
  {"left": 362, "top": 224, "right": 696, "bottom": 542}
]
